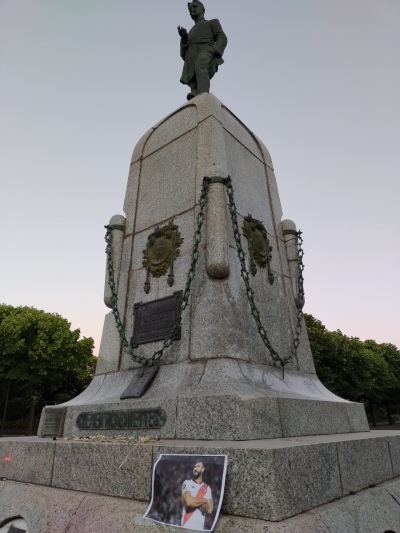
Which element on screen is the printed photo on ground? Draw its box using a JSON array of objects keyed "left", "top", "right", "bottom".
[{"left": 144, "top": 454, "right": 228, "bottom": 531}]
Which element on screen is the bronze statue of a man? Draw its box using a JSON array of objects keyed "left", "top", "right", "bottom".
[{"left": 178, "top": 1, "right": 227, "bottom": 100}]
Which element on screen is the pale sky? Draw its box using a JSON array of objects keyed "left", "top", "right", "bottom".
[{"left": 1, "top": 0, "right": 399, "bottom": 353}]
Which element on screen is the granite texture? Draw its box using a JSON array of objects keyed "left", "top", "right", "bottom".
[
  {"left": 176, "top": 394, "right": 282, "bottom": 440},
  {"left": 3, "top": 476, "right": 400, "bottom": 532},
  {"left": 130, "top": 127, "right": 154, "bottom": 163},
  {"left": 205, "top": 165, "right": 230, "bottom": 278},
  {"left": 189, "top": 250, "right": 272, "bottom": 364},
  {"left": 75, "top": 93, "right": 370, "bottom": 445},
  {"left": 122, "top": 161, "right": 141, "bottom": 235},
  {"left": 188, "top": 249, "right": 298, "bottom": 367},
  {"left": 61, "top": 356, "right": 369, "bottom": 440},
  {"left": 193, "top": 92, "right": 224, "bottom": 124},
  {"left": 346, "top": 402, "right": 371, "bottom": 432},
  {"left": 95, "top": 311, "right": 121, "bottom": 374},
  {"left": 224, "top": 131, "right": 275, "bottom": 235},
  {"left": 265, "top": 165, "right": 283, "bottom": 225},
  {"left": 0, "top": 479, "right": 85, "bottom": 533},
  {"left": 119, "top": 232, "right": 134, "bottom": 274},
  {"left": 274, "top": 234, "right": 291, "bottom": 278},
  {"left": 62, "top": 493, "right": 150, "bottom": 533},
  {"left": 253, "top": 132, "right": 274, "bottom": 169},
  {"left": 282, "top": 221, "right": 298, "bottom": 272},
  {"left": 221, "top": 106, "right": 264, "bottom": 161},
  {"left": 251, "top": 272, "right": 296, "bottom": 362},
  {"left": 278, "top": 397, "right": 352, "bottom": 437},
  {"left": 195, "top": 115, "right": 229, "bottom": 201},
  {"left": 264, "top": 443, "right": 341, "bottom": 520},
  {"left": 293, "top": 314, "right": 316, "bottom": 374},
  {"left": 384, "top": 476, "right": 400, "bottom": 509},
  {"left": 63, "top": 370, "right": 133, "bottom": 405},
  {"left": 239, "top": 363, "right": 341, "bottom": 402},
  {"left": 0, "top": 440, "right": 55, "bottom": 485},
  {"left": 52, "top": 441, "right": 152, "bottom": 500},
  {"left": 313, "top": 480, "right": 400, "bottom": 533},
  {"left": 135, "top": 129, "right": 198, "bottom": 233},
  {"left": 155, "top": 441, "right": 341, "bottom": 522},
  {"left": 281, "top": 219, "right": 297, "bottom": 236},
  {"left": 54, "top": 374, "right": 105, "bottom": 406},
  {"left": 143, "top": 105, "right": 198, "bottom": 158},
  {"left": 337, "top": 436, "right": 393, "bottom": 494},
  {"left": 3, "top": 431, "right": 400, "bottom": 526},
  {"left": 104, "top": 214, "right": 125, "bottom": 308},
  {"left": 217, "top": 514, "right": 331, "bottom": 533},
  {"left": 388, "top": 434, "right": 400, "bottom": 476}
]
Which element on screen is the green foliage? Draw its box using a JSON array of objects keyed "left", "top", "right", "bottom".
[
  {"left": 0, "top": 304, "right": 96, "bottom": 405},
  {"left": 305, "top": 313, "right": 400, "bottom": 411}
]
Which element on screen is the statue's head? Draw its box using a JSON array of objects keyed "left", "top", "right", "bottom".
[{"left": 188, "top": 1, "right": 205, "bottom": 20}]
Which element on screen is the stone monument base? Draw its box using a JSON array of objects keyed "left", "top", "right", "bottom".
[
  {"left": 2, "top": 477, "right": 400, "bottom": 533},
  {"left": 38, "top": 359, "right": 368, "bottom": 440},
  {"left": 1, "top": 431, "right": 400, "bottom": 532}
]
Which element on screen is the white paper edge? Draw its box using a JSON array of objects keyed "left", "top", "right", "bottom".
[{"left": 144, "top": 453, "right": 229, "bottom": 532}]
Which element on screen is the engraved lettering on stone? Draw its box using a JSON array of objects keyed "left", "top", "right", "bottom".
[{"left": 75, "top": 408, "right": 166, "bottom": 430}]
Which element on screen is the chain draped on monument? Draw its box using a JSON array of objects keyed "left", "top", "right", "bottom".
[{"left": 105, "top": 177, "right": 305, "bottom": 370}]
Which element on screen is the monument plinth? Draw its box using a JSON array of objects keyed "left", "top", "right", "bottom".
[
  {"left": 2, "top": 3, "right": 400, "bottom": 529},
  {"left": 38, "top": 93, "right": 368, "bottom": 442},
  {"left": 4, "top": 96, "right": 400, "bottom": 533}
]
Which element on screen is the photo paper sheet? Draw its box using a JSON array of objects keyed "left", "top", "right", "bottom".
[{"left": 144, "top": 454, "right": 228, "bottom": 531}]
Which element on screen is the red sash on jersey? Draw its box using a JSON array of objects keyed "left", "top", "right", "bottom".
[{"left": 182, "top": 483, "right": 209, "bottom": 526}]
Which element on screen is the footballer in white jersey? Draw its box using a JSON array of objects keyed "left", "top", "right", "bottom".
[{"left": 181, "top": 460, "right": 213, "bottom": 530}]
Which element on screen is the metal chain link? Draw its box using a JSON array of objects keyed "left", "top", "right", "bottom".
[
  {"left": 105, "top": 176, "right": 306, "bottom": 370},
  {"left": 223, "top": 177, "right": 290, "bottom": 366},
  {"left": 150, "top": 177, "right": 210, "bottom": 365},
  {"left": 290, "top": 230, "right": 305, "bottom": 358},
  {"left": 104, "top": 177, "right": 210, "bottom": 368},
  {"left": 225, "top": 176, "right": 306, "bottom": 366},
  {"left": 105, "top": 227, "right": 148, "bottom": 366}
]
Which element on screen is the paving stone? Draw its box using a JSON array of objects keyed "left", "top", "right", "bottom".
[
  {"left": 52, "top": 441, "right": 152, "bottom": 500},
  {"left": 337, "top": 436, "right": 393, "bottom": 494},
  {"left": 0, "top": 441, "right": 54, "bottom": 485}
]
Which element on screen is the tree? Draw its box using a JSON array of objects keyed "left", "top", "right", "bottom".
[
  {"left": 0, "top": 304, "right": 95, "bottom": 434},
  {"left": 304, "top": 313, "right": 400, "bottom": 426}
]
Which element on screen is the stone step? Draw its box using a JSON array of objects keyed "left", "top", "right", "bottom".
[
  {"left": 1, "top": 431, "right": 400, "bottom": 523},
  {"left": 1, "top": 476, "right": 400, "bottom": 532}
]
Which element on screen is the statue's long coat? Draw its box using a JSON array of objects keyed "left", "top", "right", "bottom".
[{"left": 180, "top": 19, "right": 227, "bottom": 85}]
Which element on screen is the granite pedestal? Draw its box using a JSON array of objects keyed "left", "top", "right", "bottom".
[
  {"left": 39, "top": 93, "right": 368, "bottom": 441},
  {"left": 17, "top": 94, "right": 397, "bottom": 532},
  {"left": 1, "top": 433, "right": 400, "bottom": 532}
]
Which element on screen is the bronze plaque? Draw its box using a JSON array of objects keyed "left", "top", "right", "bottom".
[
  {"left": 76, "top": 408, "right": 166, "bottom": 431},
  {"left": 120, "top": 366, "right": 159, "bottom": 399},
  {"left": 42, "top": 408, "right": 66, "bottom": 437},
  {"left": 131, "top": 291, "right": 182, "bottom": 348}
]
